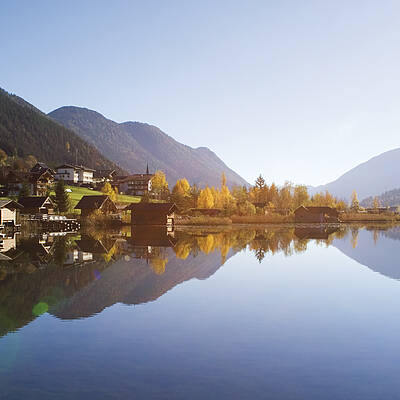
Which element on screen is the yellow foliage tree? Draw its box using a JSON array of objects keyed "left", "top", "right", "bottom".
[
  {"left": 101, "top": 182, "right": 117, "bottom": 202},
  {"left": 197, "top": 187, "right": 214, "bottom": 208}
]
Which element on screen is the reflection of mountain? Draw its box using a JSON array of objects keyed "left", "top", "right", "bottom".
[
  {"left": 333, "top": 228, "right": 400, "bottom": 280},
  {"left": 0, "top": 258, "right": 110, "bottom": 337},
  {"left": 51, "top": 248, "right": 236, "bottom": 320},
  {"left": 0, "top": 230, "right": 238, "bottom": 336}
]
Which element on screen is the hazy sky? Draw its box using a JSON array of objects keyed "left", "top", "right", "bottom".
[{"left": 1, "top": 0, "right": 400, "bottom": 186}]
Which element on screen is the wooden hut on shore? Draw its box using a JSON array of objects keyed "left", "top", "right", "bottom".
[
  {"left": 75, "top": 195, "right": 117, "bottom": 217},
  {"left": 0, "top": 200, "right": 23, "bottom": 227},
  {"left": 18, "top": 196, "right": 55, "bottom": 215},
  {"left": 294, "top": 206, "right": 340, "bottom": 223},
  {"left": 125, "top": 203, "right": 177, "bottom": 226}
]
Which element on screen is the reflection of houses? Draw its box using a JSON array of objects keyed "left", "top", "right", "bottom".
[
  {"left": 0, "top": 200, "right": 23, "bottom": 227},
  {"left": 75, "top": 195, "right": 118, "bottom": 217},
  {"left": 76, "top": 235, "right": 117, "bottom": 255},
  {"left": 65, "top": 249, "right": 93, "bottom": 265},
  {"left": 6, "top": 170, "right": 54, "bottom": 196},
  {"left": 55, "top": 164, "right": 94, "bottom": 185},
  {"left": 115, "top": 173, "right": 154, "bottom": 196},
  {"left": 19, "top": 196, "right": 55, "bottom": 215},
  {"left": 125, "top": 203, "right": 177, "bottom": 226},
  {"left": 0, "top": 233, "right": 17, "bottom": 253},
  {"left": 294, "top": 226, "right": 339, "bottom": 240},
  {"left": 294, "top": 206, "right": 340, "bottom": 223}
]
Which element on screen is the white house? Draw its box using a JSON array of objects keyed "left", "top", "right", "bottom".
[{"left": 55, "top": 164, "right": 95, "bottom": 185}]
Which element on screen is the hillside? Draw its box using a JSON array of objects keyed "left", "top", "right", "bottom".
[
  {"left": 310, "top": 148, "right": 400, "bottom": 201},
  {"left": 49, "top": 106, "right": 249, "bottom": 188},
  {"left": 361, "top": 188, "right": 400, "bottom": 207},
  {"left": 0, "top": 88, "right": 125, "bottom": 173}
]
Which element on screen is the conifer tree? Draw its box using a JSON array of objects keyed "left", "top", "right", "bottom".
[
  {"left": 18, "top": 183, "right": 30, "bottom": 199},
  {"left": 54, "top": 180, "right": 71, "bottom": 213}
]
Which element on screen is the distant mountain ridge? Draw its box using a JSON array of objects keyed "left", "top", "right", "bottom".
[
  {"left": 361, "top": 187, "right": 400, "bottom": 208},
  {"left": 0, "top": 88, "right": 125, "bottom": 173},
  {"left": 49, "top": 106, "right": 248, "bottom": 188},
  {"left": 310, "top": 148, "right": 400, "bottom": 200}
]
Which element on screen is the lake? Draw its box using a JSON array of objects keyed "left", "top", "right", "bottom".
[{"left": 1, "top": 224, "right": 400, "bottom": 399}]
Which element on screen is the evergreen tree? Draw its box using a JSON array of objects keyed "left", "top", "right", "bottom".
[
  {"left": 18, "top": 182, "right": 30, "bottom": 199},
  {"left": 255, "top": 174, "right": 266, "bottom": 189},
  {"left": 54, "top": 180, "right": 71, "bottom": 213}
]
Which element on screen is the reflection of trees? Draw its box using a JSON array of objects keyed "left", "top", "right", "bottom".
[
  {"left": 150, "top": 257, "right": 169, "bottom": 275},
  {"left": 351, "top": 228, "right": 359, "bottom": 249},
  {"left": 52, "top": 236, "right": 73, "bottom": 266}
]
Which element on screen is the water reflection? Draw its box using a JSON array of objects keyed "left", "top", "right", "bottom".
[{"left": 1, "top": 224, "right": 400, "bottom": 337}]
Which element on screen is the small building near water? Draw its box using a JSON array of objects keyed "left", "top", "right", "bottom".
[
  {"left": 75, "top": 195, "right": 118, "bottom": 217},
  {"left": 0, "top": 200, "right": 24, "bottom": 227},
  {"left": 18, "top": 196, "right": 55, "bottom": 215},
  {"left": 125, "top": 202, "right": 177, "bottom": 226},
  {"left": 294, "top": 206, "right": 340, "bottom": 223}
]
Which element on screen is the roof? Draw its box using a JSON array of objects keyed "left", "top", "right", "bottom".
[
  {"left": 56, "top": 164, "right": 95, "bottom": 172},
  {"left": 18, "top": 196, "right": 54, "bottom": 208},
  {"left": 6, "top": 170, "right": 53, "bottom": 183},
  {"left": 0, "top": 200, "right": 24, "bottom": 210},
  {"left": 116, "top": 174, "right": 154, "bottom": 183},
  {"left": 30, "top": 162, "right": 55, "bottom": 174},
  {"left": 75, "top": 195, "right": 114, "bottom": 210},
  {"left": 93, "top": 169, "right": 116, "bottom": 179},
  {"left": 294, "top": 206, "right": 338, "bottom": 214},
  {"left": 125, "top": 202, "right": 177, "bottom": 213}
]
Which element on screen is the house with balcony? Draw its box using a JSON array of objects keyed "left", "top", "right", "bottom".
[
  {"left": 6, "top": 170, "right": 54, "bottom": 196},
  {"left": 115, "top": 173, "right": 154, "bottom": 196},
  {"left": 55, "top": 164, "right": 95, "bottom": 185}
]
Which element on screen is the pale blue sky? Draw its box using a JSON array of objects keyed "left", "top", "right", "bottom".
[{"left": 1, "top": 0, "right": 400, "bottom": 186}]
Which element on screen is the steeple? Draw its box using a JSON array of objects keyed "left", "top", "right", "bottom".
[{"left": 146, "top": 162, "right": 149, "bottom": 174}]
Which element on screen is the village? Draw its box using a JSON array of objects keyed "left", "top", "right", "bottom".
[{"left": 0, "top": 160, "right": 399, "bottom": 249}]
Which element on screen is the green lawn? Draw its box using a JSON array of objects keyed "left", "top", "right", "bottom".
[{"left": 53, "top": 186, "right": 141, "bottom": 209}]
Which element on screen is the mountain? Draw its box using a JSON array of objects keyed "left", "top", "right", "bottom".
[
  {"left": 0, "top": 88, "right": 125, "bottom": 173},
  {"left": 361, "top": 188, "right": 400, "bottom": 208},
  {"left": 310, "top": 148, "right": 400, "bottom": 201},
  {"left": 333, "top": 227, "right": 400, "bottom": 281},
  {"left": 49, "top": 106, "right": 248, "bottom": 188}
]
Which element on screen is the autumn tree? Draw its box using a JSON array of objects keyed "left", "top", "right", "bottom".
[
  {"left": 350, "top": 190, "right": 360, "bottom": 212},
  {"left": 151, "top": 170, "right": 169, "bottom": 200},
  {"left": 101, "top": 182, "right": 117, "bottom": 202},
  {"left": 293, "top": 185, "right": 309, "bottom": 209},
  {"left": 0, "top": 149, "right": 7, "bottom": 166},
  {"left": 197, "top": 187, "right": 214, "bottom": 208},
  {"left": 373, "top": 196, "right": 380, "bottom": 210},
  {"left": 25, "top": 155, "right": 37, "bottom": 170},
  {"left": 172, "top": 178, "right": 191, "bottom": 209}
]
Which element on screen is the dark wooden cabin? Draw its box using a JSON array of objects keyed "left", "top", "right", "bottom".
[
  {"left": 125, "top": 203, "right": 177, "bottom": 226},
  {"left": 18, "top": 196, "right": 55, "bottom": 215},
  {"left": 294, "top": 206, "right": 340, "bottom": 223},
  {"left": 75, "top": 195, "right": 118, "bottom": 217}
]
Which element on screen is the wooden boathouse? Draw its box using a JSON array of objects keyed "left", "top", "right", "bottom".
[
  {"left": 125, "top": 203, "right": 177, "bottom": 226},
  {"left": 75, "top": 195, "right": 118, "bottom": 217},
  {"left": 294, "top": 206, "right": 340, "bottom": 223},
  {"left": 0, "top": 200, "right": 23, "bottom": 227}
]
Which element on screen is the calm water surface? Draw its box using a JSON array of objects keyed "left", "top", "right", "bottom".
[{"left": 1, "top": 224, "right": 400, "bottom": 399}]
